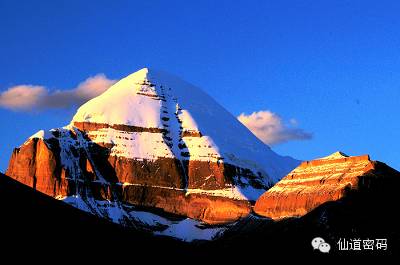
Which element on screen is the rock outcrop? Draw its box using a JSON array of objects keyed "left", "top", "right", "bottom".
[
  {"left": 6, "top": 137, "right": 72, "bottom": 197},
  {"left": 5, "top": 68, "right": 298, "bottom": 235},
  {"left": 254, "top": 151, "right": 377, "bottom": 219}
]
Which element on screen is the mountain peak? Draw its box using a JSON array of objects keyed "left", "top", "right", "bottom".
[
  {"left": 71, "top": 67, "right": 194, "bottom": 127},
  {"left": 71, "top": 67, "right": 162, "bottom": 127},
  {"left": 70, "top": 67, "right": 298, "bottom": 184},
  {"left": 319, "top": 151, "right": 349, "bottom": 160},
  {"left": 127, "top": 67, "right": 150, "bottom": 79}
]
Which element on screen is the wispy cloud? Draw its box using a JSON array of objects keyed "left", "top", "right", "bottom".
[
  {"left": 238, "top": 110, "right": 312, "bottom": 145},
  {"left": 0, "top": 74, "right": 116, "bottom": 111}
]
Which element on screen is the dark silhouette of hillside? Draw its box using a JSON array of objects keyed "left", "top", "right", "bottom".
[
  {"left": 0, "top": 172, "right": 191, "bottom": 260},
  {"left": 1, "top": 161, "right": 399, "bottom": 261}
]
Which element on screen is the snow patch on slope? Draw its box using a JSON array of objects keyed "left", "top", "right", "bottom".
[
  {"left": 87, "top": 128, "right": 175, "bottom": 159},
  {"left": 128, "top": 210, "right": 170, "bottom": 227},
  {"left": 29, "top": 129, "right": 54, "bottom": 140},
  {"left": 59, "top": 195, "right": 226, "bottom": 242},
  {"left": 155, "top": 218, "right": 224, "bottom": 241},
  {"left": 178, "top": 109, "right": 199, "bottom": 131},
  {"left": 319, "top": 151, "right": 349, "bottom": 160},
  {"left": 186, "top": 186, "right": 264, "bottom": 201}
]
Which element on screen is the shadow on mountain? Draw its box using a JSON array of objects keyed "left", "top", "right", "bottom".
[{"left": 201, "top": 161, "right": 400, "bottom": 257}]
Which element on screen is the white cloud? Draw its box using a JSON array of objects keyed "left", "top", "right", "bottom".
[
  {"left": 75, "top": 74, "right": 116, "bottom": 99},
  {"left": 238, "top": 110, "right": 312, "bottom": 145},
  {"left": 0, "top": 85, "right": 47, "bottom": 111},
  {"left": 0, "top": 74, "right": 116, "bottom": 111}
]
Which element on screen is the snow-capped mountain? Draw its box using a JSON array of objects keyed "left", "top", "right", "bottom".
[
  {"left": 6, "top": 68, "right": 299, "bottom": 241},
  {"left": 71, "top": 68, "right": 297, "bottom": 187}
]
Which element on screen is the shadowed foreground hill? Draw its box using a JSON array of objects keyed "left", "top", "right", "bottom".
[
  {"left": 1, "top": 160, "right": 399, "bottom": 259},
  {"left": 0, "top": 172, "right": 191, "bottom": 259}
]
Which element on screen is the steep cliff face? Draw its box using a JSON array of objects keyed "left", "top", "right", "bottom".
[
  {"left": 6, "top": 68, "right": 298, "bottom": 239},
  {"left": 6, "top": 137, "right": 71, "bottom": 197},
  {"left": 254, "top": 152, "right": 376, "bottom": 219}
]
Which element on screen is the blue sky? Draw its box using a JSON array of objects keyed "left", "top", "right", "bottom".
[{"left": 0, "top": 0, "right": 399, "bottom": 171}]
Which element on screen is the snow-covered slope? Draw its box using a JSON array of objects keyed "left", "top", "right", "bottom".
[{"left": 72, "top": 68, "right": 298, "bottom": 186}]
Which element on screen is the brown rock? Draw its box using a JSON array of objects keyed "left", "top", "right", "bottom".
[
  {"left": 6, "top": 138, "right": 71, "bottom": 197},
  {"left": 6, "top": 129, "right": 260, "bottom": 224},
  {"left": 254, "top": 152, "right": 376, "bottom": 219},
  {"left": 121, "top": 185, "right": 250, "bottom": 224},
  {"left": 186, "top": 160, "right": 228, "bottom": 189},
  {"left": 108, "top": 156, "right": 186, "bottom": 188},
  {"left": 73, "top": 121, "right": 167, "bottom": 134}
]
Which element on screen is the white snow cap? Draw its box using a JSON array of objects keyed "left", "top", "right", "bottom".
[
  {"left": 29, "top": 129, "right": 54, "bottom": 140},
  {"left": 319, "top": 151, "right": 349, "bottom": 160},
  {"left": 71, "top": 67, "right": 299, "bottom": 183},
  {"left": 72, "top": 68, "right": 162, "bottom": 128}
]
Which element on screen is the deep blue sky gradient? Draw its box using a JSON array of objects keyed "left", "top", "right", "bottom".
[{"left": 1, "top": 0, "right": 399, "bottom": 171}]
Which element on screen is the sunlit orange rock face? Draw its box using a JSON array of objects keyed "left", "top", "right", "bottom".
[
  {"left": 6, "top": 134, "right": 252, "bottom": 224},
  {"left": 6, "top": 138, "right": 72, "bottom": 197},
  {"left": 254, "top": 152, "right": 375, "bottom": 220},
  {"left": 121, "top": 185, "right": 251, "bottom": 224}
]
